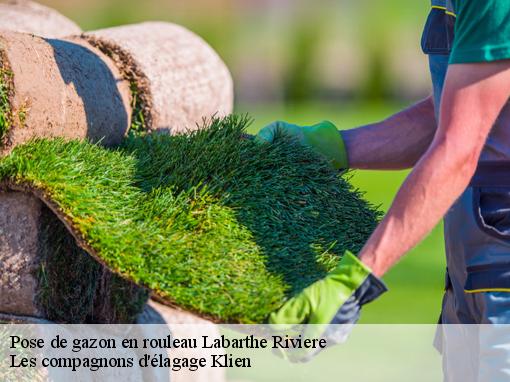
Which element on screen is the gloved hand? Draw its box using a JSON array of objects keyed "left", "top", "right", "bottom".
[
  {"left": 256, "top": 120, "right": 349, "bottom": 170},
  {"left": 268, "top": 251, "right": 387, "bottom": 362}
]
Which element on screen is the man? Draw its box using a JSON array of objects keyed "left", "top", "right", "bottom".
[{"left": 260, "top": 0, "right": 510, "bottom": 376}]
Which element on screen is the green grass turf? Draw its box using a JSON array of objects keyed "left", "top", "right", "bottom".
[
  {"left": 0, "top": 62, "right": 13, "bottom": 146},
  {"left": 0, "top": 115, "right": 380, "bottom": 323},
  {"left": 128, "top": 81, "right": 147, "bottom": 135},
  {"left": 241, "top": 102, "right": 446, "bottom": 324}
]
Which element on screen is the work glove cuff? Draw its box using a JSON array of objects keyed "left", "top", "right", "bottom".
[
  {"left": 330, "top": 251, "right": 387, "bottom": 301},
  {"left": 327, "top": 251, "right": 387, "bottom": 326},
  {"left": 359, "top": 273, "right": 387, "bottom": 305},
  {"left": 303, "top": 120, "right": 349, "bottom": 170}
]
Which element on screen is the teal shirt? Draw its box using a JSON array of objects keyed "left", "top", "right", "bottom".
[
  {"left": 424, "top": 1, "right": 510, "bottom": 161},
  {"left": 451, "top": 0, "right": 510, "bottom": 64}
]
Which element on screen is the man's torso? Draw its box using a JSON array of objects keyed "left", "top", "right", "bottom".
[{"left": 423, "top": 0, "right": 510, "bottom": 162}]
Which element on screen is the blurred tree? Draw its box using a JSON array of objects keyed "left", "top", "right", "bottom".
[
  {"left": 39, "top": 0, "right": 430, "bottom": 105},
  {"left": 283, "top": 14, "right": 325, "bottom": 103},
  {"left": 360, "top": 44, "right": 391, "bottom": 101}
]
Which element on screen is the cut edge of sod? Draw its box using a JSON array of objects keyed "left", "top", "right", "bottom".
[
  {"left": 0, "top": 46, "right": 14, "bottom": 149},
  {"left": 0, "top": 181, "right": 224, "bottom": 323},
  {"left": 83, "top": 35, "right": 152, "bottom": 136}
]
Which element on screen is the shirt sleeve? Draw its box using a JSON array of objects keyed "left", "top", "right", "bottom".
[{"left": 450, "top": 0, "right": 510, "bottom": 64}]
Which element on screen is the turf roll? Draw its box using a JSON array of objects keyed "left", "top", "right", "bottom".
[
  {"left": 84, "top": 22, "right": 234, "bottom": 135},
  {"left": 0, "top": 31, "right": 132, "bottom": 153},
  {"left": 0, "top": 189, "right": 149, "bottom": 323},
  {"left": 0, "top": 0, "right": 81, "bottom": 38},
  {"left": 0, "top": 116, "right": 380, "bottom": 323}
]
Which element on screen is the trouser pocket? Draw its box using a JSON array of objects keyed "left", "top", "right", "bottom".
[{"left": 473, "top": 187, "right": 510, "bottom": 240}]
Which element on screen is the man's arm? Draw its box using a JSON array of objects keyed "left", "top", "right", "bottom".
[
  {"left": 342, "top": 96, "right": 437, "bottom": 170},
  {"left": 257, "top": 96, "right": 438, "bottom": 171},
  {"left": 359, "top": 61, "right": 510, "bottom": 277}
]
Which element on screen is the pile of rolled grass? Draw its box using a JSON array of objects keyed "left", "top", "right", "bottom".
[
  {"left": 0, "top": 13, "right": 131, "bottom": 319},
  {"left": 0, "top": 116, "right": 380, "bottom": 323},
  {"left": 0, "top": 22, "right": 234, "bottom": 153},
  {"left": 0, "top": 9, "right": 233, "bottom": 325}
]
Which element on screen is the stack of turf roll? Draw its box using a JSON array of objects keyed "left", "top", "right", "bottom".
[
  {"left": 0, "top": 4, "right": 234, "bottom": 379},
  {"left": 0, "top": 0, "right": 234, "bottom": 327}
]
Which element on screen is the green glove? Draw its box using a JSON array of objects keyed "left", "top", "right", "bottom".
[
  {"left": 256, "top": 120, "right": 349, "bottom": 170},
  {"left": 268, "top": 251, "right": 387, "bottom": 362}
]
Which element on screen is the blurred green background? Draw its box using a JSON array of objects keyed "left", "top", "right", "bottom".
[{"left": 39, "top": 0, "right": 444, "bottom": 323}]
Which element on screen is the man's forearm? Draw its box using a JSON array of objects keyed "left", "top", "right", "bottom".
[
  {"left": 358, "top": 62, "right": 510, "bottom": 277},
  {"left": 358, "top": 139, "right": 476, "bottom": 277},
  {"left": 342, "top": 97, "right": 437, "bottom": 170}
]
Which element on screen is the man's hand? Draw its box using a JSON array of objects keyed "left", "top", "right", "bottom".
[
  {"left": 268, "top": 251, "right": 387, "bottom": 362},
  {"left": 256, "top": 120, "right": 349, "bottom": 170}
]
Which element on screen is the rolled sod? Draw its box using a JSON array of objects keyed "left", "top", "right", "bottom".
[
  {"left": 0, "top": 190, "right": 148, "bottom": 323},
  {"left": 0, "top": 0, "right": 81, "bottom": 38},
  {"left": 84, "top": 22, "right": 234, "bottom": 135},
  {"left": 0, "top": 31, "right": 132, "bottom": 153},
  {"left": 0, "top": 116, "right": 380, "bottom": 323}
]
